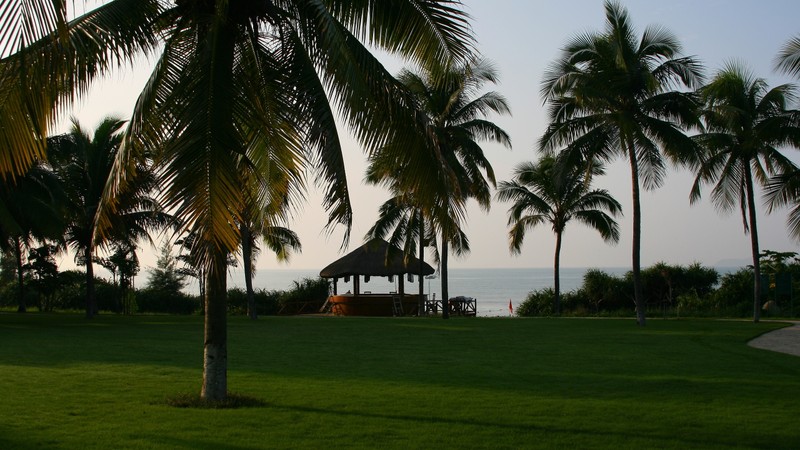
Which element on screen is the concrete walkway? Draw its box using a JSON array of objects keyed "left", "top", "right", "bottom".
[{"left": 748, "top": 321, "right": 800, "bottom": 357}]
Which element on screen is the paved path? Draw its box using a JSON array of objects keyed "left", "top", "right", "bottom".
[{"left": 748, "top": 321, "right": 800, "bottom": 357}]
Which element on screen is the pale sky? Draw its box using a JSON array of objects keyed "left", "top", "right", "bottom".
[{"left": 58, "top": 1, "right": 800, "bottom": 273}]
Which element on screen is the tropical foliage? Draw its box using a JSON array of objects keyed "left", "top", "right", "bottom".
[
  {"left": 46, "top": 117, "right": 166, "bottom": 318},
  {"left": 0, "top": 161, "right": 65, "bottom": 312},
  {"left": 366, "top": 57, "right": 510, "bottom": 318},
  {"left": 517, "top": 262, "right": 720, "bottom": 318},
  {"left": 2, "top": 0, "right": 475, "bottom": 400},
  {"left": 497, "top": 155, "right": 621, "bottom": 314},
  {"left": 691, "top": 62, "right": 800, "bottom": 322},
  {"left": 539, "top": 0, "right": 703, "bottom": 325}
]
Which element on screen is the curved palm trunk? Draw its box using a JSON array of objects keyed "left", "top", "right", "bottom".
[
  {"left": 418, "top": 213, "right": 425, "bottom": 316},
  {"left": 241, "top": 225, "right": 257, "bottom": 320},
  {"left": 202, "top": 250, "right": 228, "bottom": 401},
  {"left": 85, "top": 244, "right": 96, "bottom": 318},
  {"left": 554, "top": 230, "right": 562, "bottom": 316},
  {"left": 745, "top": 167, "right": 762, "bottom": 323},
  {"left": 441, "top": 237, "right": 449, "bottom": 320},
  {"left": 14, "top": 237, "right": 26, "bottom": 313},
  {"left": 627, "top": 142, "right": 646, "bottom": 326}
]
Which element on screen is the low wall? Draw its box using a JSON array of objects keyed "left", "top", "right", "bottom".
[{"left": 328, "top": 294, "right": 424, "bottom": 316}]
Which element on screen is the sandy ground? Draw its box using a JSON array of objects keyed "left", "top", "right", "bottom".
[{"left": 748, "top": 321, "right": 800, "bottom": 357}]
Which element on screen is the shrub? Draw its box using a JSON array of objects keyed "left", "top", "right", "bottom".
[
  {"left": 226, "top": 288, "right": 281, "bottom": 316},
  {"left": 136, "top": 289, "right": 199, "bottom": 315},
  {"left": 516, "top": 289, "right": 590, "bottom": 317},
  {"left": 711, "top": 268, "right": 755, "bottom": 317},
  {"left": 581, "top": 269, "right": 632, "bottom": 313},
  {"left": 48, "top": 270, "right": 117, "bottom": 312},
  {"left": 517, "top": 288, "right": 556, "bottom": 317},
  {"left": 278, "top": 278, "right": 330, "bottom": 314}
]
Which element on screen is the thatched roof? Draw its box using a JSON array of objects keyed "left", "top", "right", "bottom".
[{"left": 319, "top": 238, "right": 435, "bottom": 278}]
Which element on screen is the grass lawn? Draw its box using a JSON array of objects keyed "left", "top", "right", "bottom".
[{"left": 0, "top": 313, "right": 797, "bottom": 449}]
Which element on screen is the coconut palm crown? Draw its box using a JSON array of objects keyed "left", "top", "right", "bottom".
[
  {"left": 691, "top": 62, "right": 800, "bottom": 323},
  {"left": 366, "top": 57, "right": 511, "bottom": 318},
  {"left": 496, "top": 155, "right": 621, "bottom": 314}
]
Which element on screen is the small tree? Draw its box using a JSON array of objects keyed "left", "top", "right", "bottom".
[
  {"left": 25, "top": 244, "right": 60, "bottom": 311},
  {"left": 97, "top": 241, "right": 140, "bottom": 314},
  {"left": 147, "top": 243, "right": 187, "bottom": 294}
]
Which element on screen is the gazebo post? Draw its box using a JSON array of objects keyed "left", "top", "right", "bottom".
[{"left": 399, "top": 274, "right": 405, "bottom": 303}]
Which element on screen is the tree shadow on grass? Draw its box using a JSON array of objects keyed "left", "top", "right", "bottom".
[{"left": 256, "top": 401, "right": 780, "bottom": 449}]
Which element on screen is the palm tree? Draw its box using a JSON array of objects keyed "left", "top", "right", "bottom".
[
  {"left": 775, "top": 35, "right": 800, "bottom": 78},
  {"left": 497, "top": 155, "right": 622, "bottom": 315},
  {"left": 367, "top": 58, "right": 510, "bottom": 319},
  {"left": 365, "top": 193, "right": 437, "bottom": 315},
  {"left": 237, "top": 134, "right": 303, "bottom": 320},
  {"left": 764, "top": 37, "right": 800, "bottom": 245},
  {"left": 691, "top": 63, "right": 800, "bottom": 323},
  {"left": 2, "top": 1, "right": 474, "bottom": 400},
  {"left": 47, "top": 117, "right": 167, "bottom": 318},
  {"left": 539, "top": 0, "right": 703, "bottom": 325},
  {"left": 0, "top": 162, "right": 66, "bottom": 312},
  {"left": 95, "top": 240, "right": 140, "bottom": 314},
  {"left": 240, "top": 223, "right": 301, "bottom": 319}
]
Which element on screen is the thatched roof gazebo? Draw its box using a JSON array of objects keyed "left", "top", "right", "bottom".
[{"left": 319, "top": 238, "right": 435, "bottom": 316}]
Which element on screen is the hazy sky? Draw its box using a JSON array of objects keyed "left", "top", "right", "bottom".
[{"left": 60, "top": 1, "right": 800, "bottom": 273}]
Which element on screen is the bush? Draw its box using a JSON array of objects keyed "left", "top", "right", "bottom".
[
  {"left": 517, "top": 288, "right": 556, "bottom": 317},
  {"left": 516, "top": 289, "right": 587, "bottom": 317},
  {"left": 46, "top": 270, "right": 117, "bottom": 312},
  {"left": 581, "top": 269, "right": 632, "bottom": 313},
  {"left": 135, "top": 289, "right": 199, "bottom": 315},
  {"left": 711, "top": 268, "right": 755, "bottom": 317},
  {"left": 227, "top": 287, "right": 281, "bottom": 316},
  {"left": 278, "top": 278, "right": 330, "bottom": 314}
]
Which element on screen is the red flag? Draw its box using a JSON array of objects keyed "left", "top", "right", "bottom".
[{"left": 508, "top": 299, "right": 513, "bottom": 315}]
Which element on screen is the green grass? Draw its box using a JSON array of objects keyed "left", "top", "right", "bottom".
[{"left": 0, "top": 314, "right": 798, "bottom": 449}]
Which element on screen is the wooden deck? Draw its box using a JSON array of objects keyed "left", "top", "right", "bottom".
[
  {"left": 424, "top": 296, "right": 477, "bottom": 317},
  {"left": 326, "top": 294, "right": 425, "bottom": 316}
]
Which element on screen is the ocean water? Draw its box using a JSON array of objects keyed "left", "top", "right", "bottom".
[{"left": 224, "top": 267, "right": 635, "bottom": 317}]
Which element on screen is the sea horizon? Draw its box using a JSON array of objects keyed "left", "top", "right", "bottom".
[{"left": 212, "top": 265, "right": 746, "bottom": 317}]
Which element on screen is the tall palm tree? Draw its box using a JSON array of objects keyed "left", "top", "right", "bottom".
[
  {"left": 539, "top": 0, "right": 703, "bottom": 325},
  {"left": 367, "top": 58, "right": 510, "bottom": 319},
  {"left": 2, "top": 1, "right": 475, "bottom": 401},
  {"left": 237, "top": 129, "right": 303, "bottom": 320},
  {"left": 497, "top": 155, "right": 621, "bottom": 315},
  {"left": 47, "top": 117, "right": 167, "bottom": 318},
  {"left": 691, "top": 63, "right": 800, "bottom": 323}
]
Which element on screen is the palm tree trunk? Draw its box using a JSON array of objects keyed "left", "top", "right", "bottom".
[
  {"left": 85, "top": 244, "right": 96, "bottom": 318},
  {"left": 554, "top": 230, "right": 562, "bottom": 316},
  {"left": 745, "top": 167, "right": 762, "bottom": 323},
  {"left": 241, "top": 225, "right": 257, "bottom": 320},
  {"left": 628, "top": 142, "right": 646, "bottom": 326},
  {"left": 441, "top": 237, "right": 449, "bottom": 320},
  {"left": 200, "top": 17, "right": 235, "bottom": 402},
  {"left": 202, "top": 250, "right": 228, "bottom": 401},
  {"left": 418, "top": 212, "right": 425, "bottom": 316},
  {"left": 14, "top": 237, "right": 25, "bottom": 313}
]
